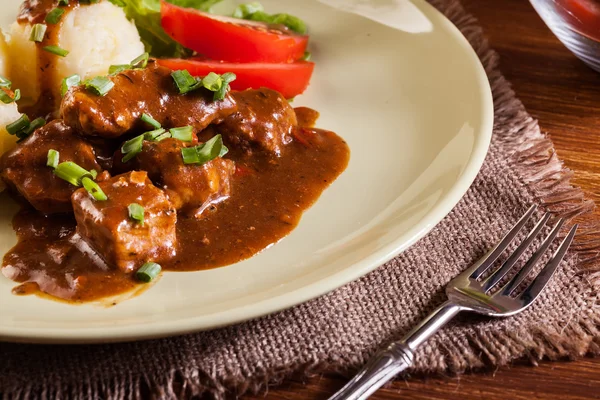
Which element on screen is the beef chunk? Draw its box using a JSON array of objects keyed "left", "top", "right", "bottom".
[
  {"left": 60, "top": 61, "right": 238, "bottom": 139},
  {"left": 215, "top": 88, "right": 297, "bottom": 156},
  {"left": 72, "top": 171, "right": 177, "bottom": 273},
  {"left": 0, "top": 120, "right": 101, "bottom": 214},
  {"left": 120, "top": 138, "right": 235, "bottom": 214}
]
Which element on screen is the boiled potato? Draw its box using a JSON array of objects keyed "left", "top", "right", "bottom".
[{"left": 8, "top": 1, "right": 145, "bottom": 108}]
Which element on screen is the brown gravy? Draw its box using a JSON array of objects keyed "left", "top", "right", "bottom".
[
  {"left": 19, "top": 0, "right": 75, "bottom": 118},
  {"left": 2, "top": 108, "right": 349, "bottom": 303}
]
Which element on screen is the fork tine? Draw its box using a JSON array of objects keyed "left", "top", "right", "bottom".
[
  {"left": 499, "top": 218, "right": 565, "bottom": 296},
  {"left": 468, "top": 205, "right": 537, "bottom": 280},
  {"left": 518, "top": 224, "right": 578, "bottom": 304},
  {"left": 482, "top": 213, "right": 551, "bottom": 292}
]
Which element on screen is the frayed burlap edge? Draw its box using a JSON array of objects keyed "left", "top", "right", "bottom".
[{"left": 4, "top": 1, "right": 600, "bottom": 399}]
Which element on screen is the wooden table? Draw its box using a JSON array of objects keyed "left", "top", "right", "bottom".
[{"left": 248, "top": 0, "right": 600, "bottom": 398}]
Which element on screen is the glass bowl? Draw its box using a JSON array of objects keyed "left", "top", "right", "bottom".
[{"left": 530, "top": 0, "right": 600, "bottom": 71}]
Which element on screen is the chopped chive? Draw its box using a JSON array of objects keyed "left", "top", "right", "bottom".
[
  {"left": 181, "top": 146, "right": 201, "bottom": 164},
  {"left": 84, "top": 76, "right": 114, "bottom": 96},
  {"left": 214, "top": 72, "right": 236, "bottom": 101},
  {"left": 144, "top": 128, "right": 167, "bottom": 141},
  {"left": 45, "top": 8, "right": 65, "bottom": 24},
  {"left": 0, "top": 76, "right": 11, "bottom": 88},
  {"left": 201, "top": 72, "right": 223, "bottom": 92},
  {"left": 82, "top": 177, "right": 107, "bottom": 201},
  {"left": 42, "top": 45, "right": 69, "bottom": 57},
  {"left": 6, "top": 114, "right": 30, "bottom": 136},
  {"left": 47, "top": 149, "right": 59, "bottom": 168},
  {"left": 108, "top": 64, "right": 129, "bottom": 75},
  {"left": 181, "top": 134, "right": 228, "bottom": 165},
  {"left": 302, "top": 51, "right": 311, "bottom": 61},
  {"left": 54, "top": 161, "right": 94, "bottom": 186},
  {"left": 108, "top": 0, "right": 126, "bottom": 6},
  {"left": 171, "top": 70, "right": 202, "bottom": 94},
  {"left": 141, "top": 113, "right": 161, "bottom": 129},
  {"left": 22, "top": 117, "right": 45, "bottom": 137},
  {"left": 60, "top": 74, "right": 80, "bottom": 97},
  {"left": 154, "top": 131, "right": 172, "bottom": 142},
  {"left": 130, "top": 52, "right": 149, "bottom": 69},
  {"left": 121, "top": 134, "right": 144, "bottom": 163},
  {"left": 169, "top": 126, "right": 193, "bottom": 142},
  {"left": 58, "top": 0, "right": 69, "bottom": 5},
  {"left": 0, "top": 88, "right": 19, "bottom": 104},
  {"left": 128, "top": 203, "right": 145, "bottom": 225},
  {"left": 29, "top": 24, "right": 47, "bottom": 42},
  {"left": 136, "top": 262, "right": 161, "bottom": 283},
  {"left": 221, "top": 72, "right": 237, "bottom": 84}
]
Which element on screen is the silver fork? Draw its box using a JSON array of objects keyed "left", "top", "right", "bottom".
[{"left": 329, "top": 205, "right": 578, "bottom": 400}]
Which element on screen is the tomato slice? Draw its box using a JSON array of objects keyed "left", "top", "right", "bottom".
[
  {"left": 157, "top": 58, "right": 315, "bottom": 99},
  {"left": 160, "top": 1, "right": 309, "bottom": 63}
]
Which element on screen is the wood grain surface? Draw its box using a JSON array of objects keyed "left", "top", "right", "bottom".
[{"left": 243, "top": 0, "right": 600, "bottom": 398}]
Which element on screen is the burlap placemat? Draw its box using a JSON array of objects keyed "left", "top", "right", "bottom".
[{"left": 2, "top": 0, "right": 600, "bottom": 398}]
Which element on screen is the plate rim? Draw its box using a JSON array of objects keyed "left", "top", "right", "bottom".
[{"left": 0, "top": 0, "right": 494, "bottom": 344}]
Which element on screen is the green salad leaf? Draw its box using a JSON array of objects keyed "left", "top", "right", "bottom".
[{"left": 233, "top": 2, "right": 307, "bottom": 34}]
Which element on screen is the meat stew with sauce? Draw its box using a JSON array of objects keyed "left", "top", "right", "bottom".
[{"left": 0, "top": 61, "right": 349, "bottom": 303}]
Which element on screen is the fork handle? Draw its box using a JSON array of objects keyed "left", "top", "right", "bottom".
[
  {"left": 329, "top": 342, "right": 414, "bottom": 400},
  {"left": 329, "top": 301, "right": 462, "bottom": 400}
]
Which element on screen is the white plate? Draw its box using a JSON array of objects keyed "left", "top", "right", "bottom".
[{"left": 0, "top": 0, "right": 492, "bottom": 343}]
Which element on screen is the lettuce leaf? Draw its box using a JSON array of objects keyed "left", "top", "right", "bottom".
[{"left": 121, "top": 0, "right": 223, "bottom": 58}]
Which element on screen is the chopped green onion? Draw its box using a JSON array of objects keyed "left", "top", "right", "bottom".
[
  {"left": 0, "top": 88, "right": 19, "bottom": 104},
  {"left": 141, "top": 113, "right": 161, "bottom": 129},
  {"left": 302, "top": 51, "right": 311, "bottom": 61},
  {"left": 45, "top": 8, "right": 65, "bottom": 24},
  {"left": 131, "top": 52, "right": 149, "bottom": 69},
  {"left": 58, "top": 0, "right": 69, "bottom": 5},
  {"left": 136, "top": 262, "right": 161, "bottom": 283},
  {"left": 121, "top": 134, "right": 144, "bottom": 163},
  {"left": 181, "top": 146, "right": 201, "bottom": 164},
  {"left": 90, "top": 169, "right": 98, "bottom": 179},
  {"left": 29, "top": 24, "right": 47, "bottom": 42},
  {"left": 6, "top": 114, "right": 30, "bottom": 136},
  {"left": 0, "top": 76, "right": 11, "bottom": 88},
  {"left": 128, "top": 203, "right": 145, "bottom": 225},
  {"left": 47, "top": 149, "right": 59, "bottom": 169},
  {"left": 171, "top": 70, "right": 202, "bottom": 94},
  {"left": 108, "top": 0, "right": 126, "bottom": 6},
  {"left": 201, "top": 72, "right": 223, "bottom": 92},
  {"left": 108, "top": 64, "right": 129, "bottom": 75},
  {"left": 214, "top": 72, "right": 236, "bottom": 101},
  {"left": 60, "top": 74, "right": 80, "bottom": 97},
  {"left": 154, "top": 131, "right": 172, "bottom": 142},
  {"left": 233, "top": 2, "right": 264, "bottom": 18},
  {"left": 43, "top": 45, "right": 69, "bottom": 57},
  {"left": 22, "top": 117, "right": 46, "bottom": 137},
  {"left": 54, "top": 161, "right": 94, "bottom": 186},
  {"left": 169, "top": 126, "right": 193, "bottom": 142},
  {"left": 79, "top": 0, "right": 99, "bottom": 4},
  {"left": 84, "top": 76, "right": 114, "bottom": 96},
  {"left": 221, "top": 72, "right": 237, "bottom": 84},
  {"left": 81, "top": 177, "right": 107, "bottom": 201},
  {"left": 144, "top": 128, "right": 167, "bottom": 141},
  {"left": 181, "top": 134, "right": 228, "bottom": 165}
]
